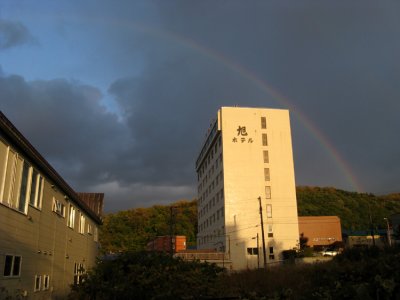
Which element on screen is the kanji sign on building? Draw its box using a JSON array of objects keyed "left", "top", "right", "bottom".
[{"left": 232, "top": 126, "right": 253, "bottom": 143}]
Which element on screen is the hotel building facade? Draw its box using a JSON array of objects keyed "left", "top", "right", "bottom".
[
  {"left": 196, "top": 107, "right": 299, "bottom": 270},
  {"left": 0, "top": 112, "right": 103, "bottom": 299}
]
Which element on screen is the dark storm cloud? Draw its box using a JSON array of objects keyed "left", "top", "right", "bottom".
[
  {"left": 108, "top": 50, "right": 276, "bottom": 187},
  {"left": 2, "top": 1, "right": 400, "bottom": 211},
  {"left": 122, "top": 0, "right": 400, "bottom": 194},
  {"left": 0, "top": 73, "right": 130, "bottom": 189},
  {"left": 0, "top": 19, "right": 36, "bottom": 50}
]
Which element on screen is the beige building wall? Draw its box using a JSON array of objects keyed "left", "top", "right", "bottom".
[
  {"left": 0, "top": 114, "right": 101, "bottom": 299},
  {"left": 196, "top": 107, "right": 299, "bottom": 270}
]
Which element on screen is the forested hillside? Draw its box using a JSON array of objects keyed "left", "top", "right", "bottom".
[
  {"left": 100, "top": 200, "right": 197, "bottom": 253},
  {"left": 100, "top": 187, "right": 400, "bottom": 253},
  {"left": 297, "top": 186, "right": 400, "bottom": 231}
]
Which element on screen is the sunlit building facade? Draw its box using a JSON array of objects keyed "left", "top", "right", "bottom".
[
  {"left": 0, "top": 112, "right": 103, "bottom": 299},
  {"left": 196, "top": 107, "right": 299, "bottom": 270}
]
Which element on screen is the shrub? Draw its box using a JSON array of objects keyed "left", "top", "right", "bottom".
[{"left": 69, "top": 251, "right": 224, "bottom": 300}]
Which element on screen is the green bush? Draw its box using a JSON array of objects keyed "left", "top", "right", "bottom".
[{"left": 69, "top": 251, "right": 223, "bottom": 300}]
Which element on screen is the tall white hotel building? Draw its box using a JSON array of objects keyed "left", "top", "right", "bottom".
[{"left": 196, "top": 107, "right": 299, "bottom": 270}]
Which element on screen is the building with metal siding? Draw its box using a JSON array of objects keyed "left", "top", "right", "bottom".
[{"left": 0, "top": 111, "right": 103, "bottom": 299}]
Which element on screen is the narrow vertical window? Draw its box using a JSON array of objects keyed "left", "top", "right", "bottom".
[
  {"left": 262, "top": 134, "right": 268, "bottom": 146},
  {"left": 94, "top": 226, "right": 98, "bottom": 242},
  {"left": 12, "top": 256, "right": 21, "bottom": 276},
  {"left": 268, "top": 224, "right": 273, "bottom": 237},
  {"left": 0, "top": 139, "right": 8, "bottom": 202},
  {"left": 68, "top": 205, "right": 76, "bottom": 229},
  {"left": 263, "top": 150, "right": 269, "bottom": 163},
  {"left": 79, "top": 213, "right": 85, "bottom": 234},
  {"left": 34, "top": 275, "right": 42, "bottom": 291},
  {"left": 266, "top": 204, "right": 272, "bottom": 218},
  {"left": 3, "top": 255, "right": 13, "bottom": 276},
  {"left": 18, "top": 161, "right": 30, "bottom": 213},
  {"left": 264, "top": 168, "right": 270, "bottom": 181},
  {"left": 43, "top": 275, "right": 50, "bottom": 290},
  {"left": 265, "top": 186, "right": 271, "bottom": 199},
  {"left": 261, "top": 117, "right": 267, "bottom": 129},
  {"left": 269, "top": 247, "right": 275, "bottom": 259}
]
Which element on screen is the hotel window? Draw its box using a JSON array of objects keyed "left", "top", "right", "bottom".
[
  {"left": 262, "top": 134, "right": 268, "bottom": 146},
  {"left": 3, "top": 255, "right": 21, "bottom": 277},
  {"left": 34, "top": 275, "right": 42, "bottom": 291},
  {"left": 263, "top": 150, "right": 269, "bottom": 163},
  {"left": 268, "top": 224, "right": 273, "bottom": 238},
  {"left": 269, "top": 247, "right": 275, "bottom": 259},
  {"left": 29, "top": 169, "right": 44, "bottom": 209},
  {"left": 265, "top": 186, "right": 271, "bottom": 199},
  {"left": 266, "top": 204, "right": 272, "bottom": 218},
  {"left": 264, "top": 168, "right": 270, "bottom": 181},
  {"left": 52, "top": 198, "right": 65, "bottom": 217},
  {"left": 261, "top": 117, "right": 267, "bottom": 129},
  {"left": 79, "top": 213, "right": 86, "bottom": 234},
  {"left": 247, "top": 247, "right": 259, "bottom": 255},
  {"left": 68, "top": 205, "right": 76, "bottom": 229}
]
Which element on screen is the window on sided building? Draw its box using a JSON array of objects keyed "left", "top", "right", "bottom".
[
  {"left": 3, "top": 255, "right": 22, "bottom": 277},
  {"left": 0, "top": 140, "right": 44, "bottom": 214},
  {"left": 73, "top": 263, "right": 86, "bottom": 285},
  {"left": 68, "top": 205, "right": 76, "bottom": 229}
]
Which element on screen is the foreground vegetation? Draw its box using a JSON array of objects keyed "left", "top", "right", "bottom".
[{"left": 71, "top": 246, "right": 400, "bottom": 300}]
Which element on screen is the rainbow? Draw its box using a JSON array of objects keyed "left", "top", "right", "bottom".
[
  {"left": 30, "top": 14, "right": 362, "bottom": 192},
  {"left": 129, "top": 23, "right": 363, "bottom": 192}
]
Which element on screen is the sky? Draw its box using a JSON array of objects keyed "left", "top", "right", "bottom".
[{"left": 0, "top": 1, "right": 399, "bottom": 212}]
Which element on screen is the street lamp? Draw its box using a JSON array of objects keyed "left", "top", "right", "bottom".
[{"left": 384, "top": 218, "right": 392, "bottom": 246}]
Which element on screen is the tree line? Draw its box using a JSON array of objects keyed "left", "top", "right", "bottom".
[{"left": 100, "top": 186, "right": 400, "bottom": 254}]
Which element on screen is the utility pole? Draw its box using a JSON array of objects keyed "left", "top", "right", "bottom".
[
  {"left": 368, "top": 202, "right": 376, "bottom": 246},
  {"left": 256, "top": 233, "right": 260, "bottom": 269},
  {"left": 258, "top": 196, "right": 267, "bottom": 269},
  {"left": 384, "top": 218, "right": 392, "bottom": 246}
]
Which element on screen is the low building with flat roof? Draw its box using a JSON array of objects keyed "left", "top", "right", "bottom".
[{"left": 298, "top": 216, "right": 342, "bottom": 247}]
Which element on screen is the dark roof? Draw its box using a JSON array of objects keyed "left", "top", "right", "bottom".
[{"left": 0, "top": 111, "right": 102, "bottom": 224}]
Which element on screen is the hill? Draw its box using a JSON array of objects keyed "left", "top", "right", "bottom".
[
  {"left": 100, "top": 200, "right": 197, "bottom": 253},
  {"left": 99, "top": 187, "right": 400, "bottom": 253},
  {"left": 296, "top": 186, "right": 400, "bottom": 231}
]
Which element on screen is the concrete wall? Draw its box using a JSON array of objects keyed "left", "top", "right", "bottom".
[{"left": 197, "top": 107, "right": 299, "bottom": 270}]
